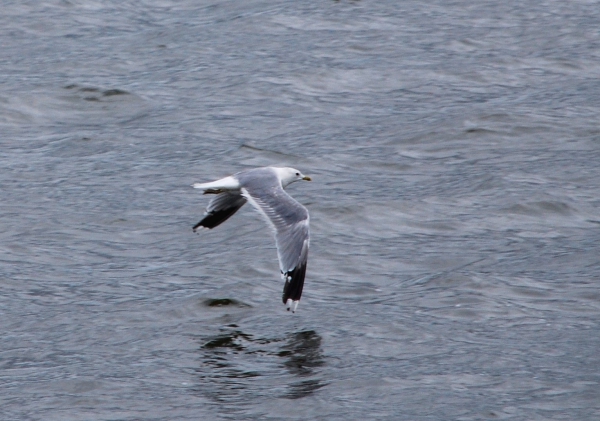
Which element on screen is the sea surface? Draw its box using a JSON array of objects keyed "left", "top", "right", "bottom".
[{"left": 1, "top": 1, "right": 600, "bottom": 420}]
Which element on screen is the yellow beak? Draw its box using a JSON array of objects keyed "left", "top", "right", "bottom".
[{"left": 302, "top": 176, "right": 312, "bottom": 181}]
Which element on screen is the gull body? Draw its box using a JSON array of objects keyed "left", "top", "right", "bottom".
[{"left": 192, "top": 167, "right": 311, "bottom": 312}]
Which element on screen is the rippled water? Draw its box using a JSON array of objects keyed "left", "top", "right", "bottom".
[{"left": 2, "top": 1, "right": 600, "bottom": 420}]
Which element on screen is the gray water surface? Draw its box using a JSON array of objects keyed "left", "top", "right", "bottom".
[{"left": 2, "top": 1, "right": 600, "bottom": 420}]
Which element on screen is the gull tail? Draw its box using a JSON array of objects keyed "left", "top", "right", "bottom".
[{"left": 192, "top": 175, "right": 240, "bottom": 194}]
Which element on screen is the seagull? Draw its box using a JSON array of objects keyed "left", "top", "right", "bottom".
[{"left": 192, "top": 167, "right": 312, "bottom": 313}]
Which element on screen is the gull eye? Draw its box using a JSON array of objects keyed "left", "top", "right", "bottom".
[{"left": 295, "top": 172, "right": 300, "bottom": 176}]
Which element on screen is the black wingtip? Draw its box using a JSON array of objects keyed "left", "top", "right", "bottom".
[
  {"left": 193, "top": 206, "right": 243, "bottom": 231},
  {"left": 282, "top": 262, "right": 307, "bottom": 304},
  {"left": 193, "top": 194, "right": 247, "bottom": 231}
]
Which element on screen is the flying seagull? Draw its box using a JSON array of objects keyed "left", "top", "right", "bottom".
[{"left": 192, "top": 167, "right": 311, "bottom": 313}]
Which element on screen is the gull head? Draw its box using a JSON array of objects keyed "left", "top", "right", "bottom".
[{"left": 273, "top": 167, "right": 312, "bottom": 188}]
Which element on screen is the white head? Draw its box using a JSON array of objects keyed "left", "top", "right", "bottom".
[{"left": 272, "top": 167, "right": 312, "bottom": 188}]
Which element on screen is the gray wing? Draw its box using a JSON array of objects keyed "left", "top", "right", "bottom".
[
  {"left": 193, "top": 191, "right": 247, "bottom": 231},
  {"left": 241, "top": 184, "right": 309, "bottom": 303}
]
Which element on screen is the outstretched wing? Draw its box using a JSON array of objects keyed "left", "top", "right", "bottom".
[
  {"left": 240, "top": 184, "right": 309, "bottom": 308},
  {"left": 193, "top": 191, "right": 247, "bottom": 231}
]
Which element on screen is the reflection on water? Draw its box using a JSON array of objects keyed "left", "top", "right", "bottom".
[
  {"left": 197, "top": 327, "right": 325, "bottom": 402},
  {"left": 202, "top": 298, "right": 252, "bottom": 308},
  {"left": 279, "top": 330, "right": 326, "bottom": 398}
]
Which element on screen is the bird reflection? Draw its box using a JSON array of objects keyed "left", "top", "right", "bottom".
[
  {"left": 278, "top": 330, "right": 326, "bottom": 398},
  {"left": 196, "top": 328, "right": 325, "bottom": 402}
]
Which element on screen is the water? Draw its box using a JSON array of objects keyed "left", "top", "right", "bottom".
[{"left": 2, "top": 1, "right": 600, "bottom": 419}]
